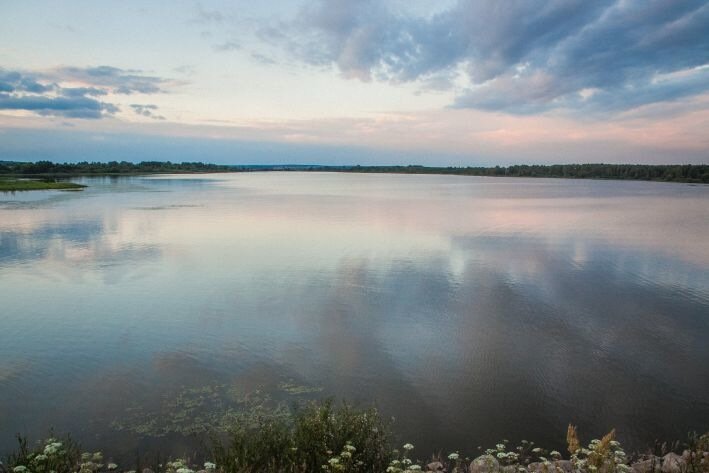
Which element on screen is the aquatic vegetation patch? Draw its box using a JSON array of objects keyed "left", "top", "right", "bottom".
[
  {"left": 277, "top": 381, "right": 324, "bottom": 396},
  {"left": 109, "top": 382, "right": 322, "bottom": 437},
  {"left": 0, "top": 179, "right": 85, "bottom": 192},
  {"left": 131, "top": 204, "right": 204, "bottom": 211}
]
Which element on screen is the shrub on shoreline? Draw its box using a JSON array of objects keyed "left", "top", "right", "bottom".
[{"left": 2, "top": 401, "right": 707, "bottom": 473}]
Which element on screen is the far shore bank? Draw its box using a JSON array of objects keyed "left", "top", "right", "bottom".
[
  {"left": 1, "top": 161, "right": 708, "bottom": 184},
  {"left": 0, "top": 178, "right": 86, "bottom": 192}
]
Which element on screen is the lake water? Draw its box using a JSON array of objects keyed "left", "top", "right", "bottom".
[{"left": 1, "top": 172, "right": 708, "bottom": 460}]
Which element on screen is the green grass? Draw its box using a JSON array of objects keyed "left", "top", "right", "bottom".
[
  {"left": 0, "top": 178, "right": 86, "bottom": 192},
  {"left": 3, "top": 401, "right": 708, "bottom": 473},
  {"left": 211, "top": 400, "right": 392, "bottom": 473}
]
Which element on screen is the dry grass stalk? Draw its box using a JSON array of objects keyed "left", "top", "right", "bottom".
[
  {"left": 567, "top": 424, "right": 580, "bottom": 455},
  {"left": 598, "top": 429, "right": 616, "bottom": 456}
]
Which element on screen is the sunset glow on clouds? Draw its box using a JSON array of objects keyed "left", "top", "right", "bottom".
[{"left": 1, "top": 0, "right": 707, "bottom": 165}]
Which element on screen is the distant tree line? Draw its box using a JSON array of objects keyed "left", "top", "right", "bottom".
[
  {"left": 335, "top": 163, "right": 709, "bottom": 183},
  {"left": 1, "top": 160, "right": 707, "bottom": 182},
  {"left": 0, "top": 160, "right": 236, "bottom": 175}
]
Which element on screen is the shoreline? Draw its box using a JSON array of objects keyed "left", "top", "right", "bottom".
[
  {"left": 1, "top": 162, "right": 707, "bottom": 184},
  {"left": 0, "top": 178, "right": 86, "bottom": 192}
]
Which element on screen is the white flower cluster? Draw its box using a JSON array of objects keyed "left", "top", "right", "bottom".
[
  {"left": 321, "top": 442, "right": 360, "bottom": 472},
  {"left": 43, "top": 441, "right": 63, "bottom": 456}
]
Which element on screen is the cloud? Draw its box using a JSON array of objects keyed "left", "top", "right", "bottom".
[
  {"left": 173, "top": 65, "right": 196, "bottom": 75},
  {"left": 193, "top": 4, "right": 226, "bottom": 24},
  {"left": 0, "top": 66, "right": 173, "bottom": 119},
  {"left": 49, "top": 65, "right": 168, "bottom": 94},
  {"left": 213, "top": 40, "right": 241, "bottom": 52},
  {"left": 0, "top": 69, "right": 55, "bottom": 94},
  {"left": 130, "top": 104, "right": 166, "bottom": 120},
  {"left": 0, "top": 69, "right": 112, "bottom": 119},
  {"left": 0, "top": 93, "right": 113, "bottom": 119},
  {"left": 277, "top": 0, "right": 709, "bottom": 115},
  {"left": 250, "top": 52, "right": 276, "bottom": 66}
]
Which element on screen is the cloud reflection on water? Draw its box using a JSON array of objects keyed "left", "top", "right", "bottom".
[{"left": 0, "top": 173, "right": 707, "bottom": 456}]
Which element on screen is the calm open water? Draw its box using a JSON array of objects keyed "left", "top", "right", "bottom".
[{"left": 1, "top": 172, "right": 708, "bottom": 459}]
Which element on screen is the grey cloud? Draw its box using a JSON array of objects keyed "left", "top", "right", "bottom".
[
  {"left": 250, "top": 52, "right": 276, "bottom": 65},
  {"left": 281, "top": 0, "right": 709, "bottom": 114},
  {"left": 130, "top": 103, "right": 166, "bottom": 120},
  {"left": 61, "top": 87, "right": 108, "bottom": 97},
  {"left": 50, "top": 66, "right": 167, "bottom": 94},
  {"left": 213, "top": 41, "right": 241, "bottom": 52},
  {"left": 0, "top": 70, "right": 55, "bottom": 94},
  {"left": 194, "top": 4, "right": 225, "bottom": 23},
  {"left": 0, "top": 66, "right": 170, "bottom": 119},
  {"left": 173, "top": 65, "right": 196, "bottom": 75},
  {"left": 0, "top": 92, "right": 112, "bottom": 119}
]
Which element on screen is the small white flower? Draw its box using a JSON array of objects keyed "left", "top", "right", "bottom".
[
  {"left": 13, "top": 466, "right": 28, "bottom": 473},
  {"left": 403, "top": 443, "right": 414, "bottom": 451},
  {"left": 550, "top": 451, "right": 561, "bottom": 457},
  {"left": 497, "top": 444, "right": 506, "bottom": 451},
  {"left": 43, "top": 445, "right": 59, "bottom": 455},
  {"left": 33, "top": 455, "right": 48, "bottom": 462},
  {"left": 448, "top": 453, "right": 459, "bottom": 461},
  {"left": 345, "top": 444, "right": 356, "bottom": 452},
  {"left": 203, "top": 463, "right": 216, "bottom": 471},
  {"left": 408, "top": 466, "right": 421, "bottom": 471},
  {"left": 328, "top": 458, "right": 340, "bottom": 466},
  {"left": 532, "top": 448, "right": 542, "bottom": 453},
  {"left": 341, "top": 451, "right": 352, "bottom": 459},
  {"left": 107, "top": 464, "right": 118, "bottom": 471},
  {"left": 176, "top": 468, "right": 194, "bottom": 473}
]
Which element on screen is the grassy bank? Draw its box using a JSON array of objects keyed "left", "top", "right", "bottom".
[
  {"left": 1, "top": 161, "right": 708, "bottom": 183},
  {"left": 0, "top": 178, "right": 86, "bottom": 192},
  {"left": 3, "top": 401, "right": 707, "bottom": 473}
]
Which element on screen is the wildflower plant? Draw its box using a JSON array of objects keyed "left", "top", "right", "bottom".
[
  {"left": 446, "top": 451, "right": 463, "bottom": 472},
  {"left": 211, "top": 400, "right": 391, "bottom": 473},
  {"left": 3, "top": 411, "right": 706, "bottom": 473},
  {"left": 566, "top": 426, "right": 631, "bottom": 473},
  {"left": 385, "top": 444, "right": 421, "bottom": 473},
  {"left": 5, "top": 436, "right": 80, "bottom": 473}
]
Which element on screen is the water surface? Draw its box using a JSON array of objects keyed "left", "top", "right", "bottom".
[{"left": 1, "top": 173, "right": 708, "bottom": 458}]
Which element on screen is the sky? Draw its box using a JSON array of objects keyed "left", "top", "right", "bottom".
[{"left": 1, "top": 0, "right": 708, "bottom": 165}]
